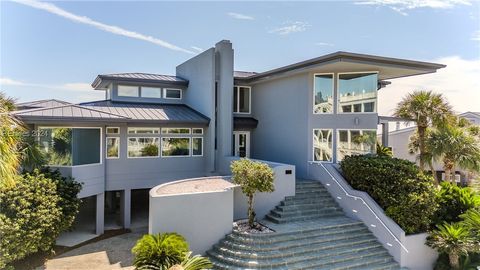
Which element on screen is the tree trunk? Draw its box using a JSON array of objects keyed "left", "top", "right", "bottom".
[
  {"left": 449, "top": 252, "right": 460, "bottom": 270},
  {"left": 247, "top": 194, "right": 255, "bottom": 228},
  {"left": 418, "top": 126, "right": 426, "bottom": 171},
  {"left": 444, "top": 160, "right": 455, "bottom": 185}
]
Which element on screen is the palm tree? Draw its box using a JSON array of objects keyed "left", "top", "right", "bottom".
[
  {"left": 427, "top": 223, "right": 476, "bottom": 269},
  {"left": 408, "top": 130, "right": 438, "bottom": 183},
  {"left": 427, "top": 125, "right": 480, "bottom": 185},
  {"left": 394, "top": 90, "right": 453, "bottom": 171},
  {"left": 0, "top": 92, "right": 23, "bottom": 186}
]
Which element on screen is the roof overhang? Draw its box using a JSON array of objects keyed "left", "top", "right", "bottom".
[
  {"left": 237, "top": 51, "right": 446, "bottom": 84},
  {"left": 92, "top": 75, "right": 189, "bottom": 90}
]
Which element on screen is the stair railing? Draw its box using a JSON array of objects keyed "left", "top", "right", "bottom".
[{"left": 308, "top": 161, "right": 409, "bottom": 253}]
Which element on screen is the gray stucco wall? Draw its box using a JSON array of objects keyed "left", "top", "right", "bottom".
[
  {"left": 250, "top": 71, "right": 379, "bottom": 178},
  {"left": 176, "top": 48, "right": 216, "bottom": 174},
  {"left": 250, "top": 73, "right": 310, "bottom": 177}
]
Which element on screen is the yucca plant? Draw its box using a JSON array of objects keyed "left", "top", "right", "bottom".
[
  {"left": 460, "top": 209, "right": 480, "bottom": 252},
  {"left": 376, "top": 142, "right": 392, "bottom": 157},
  {"left": 427, "top": 223, "right": 476, "bottom": 269},
  {"left": 132, "top": 233, "right": 189, "bottom": 270},
  {"left": 168, "top": 252, "right": 212, "bottom": 270}
]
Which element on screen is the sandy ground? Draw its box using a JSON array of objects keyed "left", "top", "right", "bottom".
[
  {"left": 156, "top": 177, "right": 235, "bottom": 195},
  {"left": 39, "top": 227, "right": 147, "bottom": 270}
]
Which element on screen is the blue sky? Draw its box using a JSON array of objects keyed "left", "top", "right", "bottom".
[{"left": 1, "top": 0, "right": 479, "bottom": 115}]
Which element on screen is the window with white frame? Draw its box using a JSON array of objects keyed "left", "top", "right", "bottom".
[
  {"left": 128, "top": 127, "right": 160, "bottom": 134},
  {"left": 233, "top": 86, "right": 251, "bottom": 113},
  {"left": 161, "top": 128, "right": 190, "bottom": 134},
  {"left": 118, "top": 85, "right": 139, "bottom": 97},
  {"left": 337, "top": 72, "right": 378, "bottom": 113},
  {"left": 141, "top": 87, "right": 162, "bottom": 98},
  {"left": 38, "top": 127, "right": 101, "bottom": 166},
  {"left": 313, "top": 74, "right": 334, "bottom": 114},
  {"left": 337, "top": 129, "right": 376, "bottom": 161},
  {"left": 127, "top": 137, "right": 159, "bottom": 158},
  {"left": 106, "top": 137, "right": 120, "bottom": 158},
  {"left": 106, "top": 127, "right": 120, "bottom": 135},
  {"left": 161, "top": 137, "right": 190, "bottom": 157},
  {"left": 313, "top": 129, "right": 333, "bottom": 162},
  {"left": 164, "top": 88, "right": 182, "bottom": 99},
  {"left": 192, "top": 137, "right": 203, "bottom": 156}
]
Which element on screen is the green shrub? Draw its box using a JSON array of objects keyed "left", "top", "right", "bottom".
[
  {"left": 34, "top": 167, "right": 82, "bottom": 232},
  {"left": 340, "top": 155, "right": 437, "bottom": 234},
  {"left": 231, "top": 158, "right": 275, "bottom": 228},
  {"left": 434, "top": 182, "right": 480, "bottom": 225},
  {"left": 0, "top": 173, "right": 63, "bottom": 268},
  {"left": 132, "top": 233, "right": 190, "bottom": 269}
]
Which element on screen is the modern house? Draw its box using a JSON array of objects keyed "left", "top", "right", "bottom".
[
  {"left": 12, "top": 40, "right": 446, "bottom": 268},
  {"left": 385, "top": 111, "right": 480, "bottom": 185}
]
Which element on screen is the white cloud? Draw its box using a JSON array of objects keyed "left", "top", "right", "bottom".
[
  {"left": 0, "top": 78, "right": 92, "bottom": 92},
  {"left": 0, "top": 78, "right": 27, "bottom": 86},
  {"left": 315, "top": 42, "right": 334, "bottom": 46},
  {"left": 227, "top": 12, "right": 254, "bottom": 20},
  {"left": 356, "top": 0, "right": 472, "bottom": 15},
  {"left": 269, "top": 21, "right": 310, "bottom": 35},
  {"left": 378, "top": 56, "right": 480, "bottom": 116},
  {"left": 12, "top": 0, "right": 194, "bottom": 54},
  {"left": 190, "top": 46, "right": 204, "bottom": 52}
]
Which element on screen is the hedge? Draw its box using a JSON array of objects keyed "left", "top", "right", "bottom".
[{"left": 340, "top": 155, "right": 437, "bottom": 234}]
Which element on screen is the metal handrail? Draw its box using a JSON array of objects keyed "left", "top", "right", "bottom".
[{"left": 308, "top": 161, "right": 409, "bottom": 253}]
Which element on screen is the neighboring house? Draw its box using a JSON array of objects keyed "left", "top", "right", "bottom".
[
  {"left": 386, "top": 112, "right": 480, "bottom": 185},
  {"left": 11, "top": 40, "right": 445, "bottom": 236}
]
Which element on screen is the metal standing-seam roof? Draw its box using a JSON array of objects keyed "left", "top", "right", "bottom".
[
  {"left": 15, "top": 99, "right": 72, "bottom": 110},
  {"left": 12, "top": 100, "right": 210, "bottom": 125},
  {"left": 92, "top": 73, "right": 189, "bottom": 89}
]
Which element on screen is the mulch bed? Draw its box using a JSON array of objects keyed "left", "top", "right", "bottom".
[{"left": 234, "top": 220, "right": 274, "bottom": 234}]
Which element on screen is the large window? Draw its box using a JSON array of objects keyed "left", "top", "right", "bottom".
[
  {"left": 313, "top": 129, "right": 333, "bottom": 162},
  {"left": 313, "top": 74, "right": 334, "bottom": 114},
  {"left": 141, "top": 87, "right": 162, "bottom": 98},
  {"left": 338, "top": 72, "right": 378, "bottom": 113},
  {"left": 233, "top": 86, "right": 251, "bottom": 114},
  {"left": 161, "top": 138, "right": 190, "bottom": 157},
  {"left": 118, "top": 85, "right": 139, "bottom": 97},
  {"left": 128, "top": 137, "right": 159, "bottom": 158},
  {"left": 337, "top": 130, "right": 376, "bottom": 161},
  {"left": 38, "top": 127, "right": 101, "bottom": 166}
]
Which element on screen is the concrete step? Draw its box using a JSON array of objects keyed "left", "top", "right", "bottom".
[
  {"left": 266, "top": 211, "right": 344, "bottom": 223},
  {"left": 275, "top": 200, "right": 338, "bottom": 211},
  {"left": 209, "top": 246, "right": 391, "bottom": 269},
  {"left": 218, "top": 231, "right": 375, "bottom": 252},
  {"left": 214, "top": 236, "right": 380, "bottom": 260},
  {"left": 269, "top": 206, "right": 343, "bottom": 218}
]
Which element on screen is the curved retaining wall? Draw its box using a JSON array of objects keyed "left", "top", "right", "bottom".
[
  {"left": 307, "top": 162, "right": 438, "bottom": 270},
  {"left": 149, "top": 176, "right": 235, "bottom": 255}
]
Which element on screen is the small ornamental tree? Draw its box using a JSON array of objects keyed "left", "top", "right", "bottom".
[{"left": 231, "top": 159, "right": 274, "bottom": 228}]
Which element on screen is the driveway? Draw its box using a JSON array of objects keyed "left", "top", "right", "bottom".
[{"left": 40, "top": 227, "right": 147, "bottom": 270}]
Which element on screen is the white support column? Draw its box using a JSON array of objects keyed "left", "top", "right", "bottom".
[
  {"left": 381, "top": 122, "right": 389, "bottom": 146},
  {"left": 96, "top": 193, "right": 105, "bottom": 235},
  {"left": 120, "top": 189, "right": 131, "bottom": 229}
]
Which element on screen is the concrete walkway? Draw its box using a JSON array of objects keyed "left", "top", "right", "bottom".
[{"left": 40, "top": 227, "right": 147, "bottom": 270}]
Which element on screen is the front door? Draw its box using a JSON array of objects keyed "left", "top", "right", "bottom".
[{"left": 233, "top": 131, "right": 250, "bottom": 158}]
